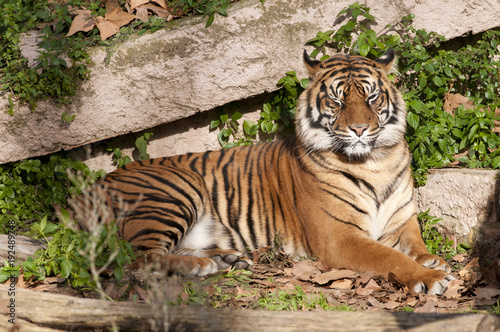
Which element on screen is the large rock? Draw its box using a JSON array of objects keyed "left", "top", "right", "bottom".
[
  {"left": 2, "top": 0, "right": 500, "bottom": 164},
  {"left": 415, "top": 169, "right": 500, "bottom": 244}
]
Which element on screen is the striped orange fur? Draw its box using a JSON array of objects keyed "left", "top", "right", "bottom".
[{"left": 69, "top": 49, "right": 454, "bottom": 294}]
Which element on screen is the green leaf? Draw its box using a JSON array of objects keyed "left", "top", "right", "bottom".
[
  {"left": 468, "top": 124, "right": 479, "bottom": 140},
  {"left": 263, "top": 103, "right": 272, "bottom": 114},
  {"left": 205, "top": 14, "right": 215, "bottom": 27},
  {"left": 60, "top": 259, "right": 73, "bottom": 279},
  {"left": 437, "top": 139, "right": 447, "bottom": 152},
  {"left": 407, "top": 112, "right": 420, "bottom": 129},
  {"left": 491, "top": 156, "right": 500, "bottom": 168},
  {"left": 40, "top": 215, "right": 47, "bottom": 233},
  {"left": 418, "top": 76, "right": 427, "bottom": 89},
  {"left": 433, "top": 76, "right": 444, "bottom": 86},
  {"left": 451, "top": 129, "right": 463, "bottom": 138},
  {"left": 43, "top": 222, "right": 60, "bottom": 235},
  {"left": 209, "top": 119, "right": 220, "bottom": 129},
  {"left": 359, "top": 43, "right": 370, "bottom": 57},
  {"left": 135, "top": 136, "right": 149, "bottom": 160},
  {"left": 221, "top": 128, "right": 232, "bottom": 137},
  {"left": 243, "top": 120, "right": 256, "bottom": 135},
  {"left": 351, "top": 8, "right": 362, "bottom": 19},
  {"left": 0, "top": 270, "right": 14, "bottom": 283},
  {"left": 231, "top": 112, "right": 243, "bottom": 121},
  {"left": 6, "top": 187, "right": 15, "bottom": 199},
  {"left": 114, "top": 265, "right": 124, "bottom": 282}
]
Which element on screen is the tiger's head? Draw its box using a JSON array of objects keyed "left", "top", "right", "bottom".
[{"left": 296, "top": 49, "right": 406, "bottom": 160}]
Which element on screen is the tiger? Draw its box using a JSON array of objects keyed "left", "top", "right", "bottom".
[{"left": 68, "top": 48, "right": 454, "bottom": 295}]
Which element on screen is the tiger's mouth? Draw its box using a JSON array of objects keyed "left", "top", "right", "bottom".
[
  {"left": 336, "top": 137, "right": 376, "bottom": 159},
  {"left": 342, "top": 142, "right": 372, "bottom": 159}
]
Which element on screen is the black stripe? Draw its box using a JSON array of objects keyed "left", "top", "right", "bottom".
[
  {"left": 319, "top": 187, "right": 368, "bottom": 215},
  {"left": 201, "top": 151, "right": 211, "bottom": 177},
  {"left": 129, "top": 228, "right": 179, "bottom": 246},
  {"left": 245, "top": 149, "right": 259, "bottom": 249},
  {"left": 322, "top": 208, "right": 365, "bottom": 232},
  {"left": 379, "top": 160, "right": 410, "bottom": 203},
  {"left": 189, "top": 156, "right": 199, "bottom": 173},
  {"left": 138, "top": 170, "right": 199, "bottom": 209}
]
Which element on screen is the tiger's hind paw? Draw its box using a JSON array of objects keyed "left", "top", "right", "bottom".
[{"left": 211, "top": 252, "right": 253, "bottom": 271}]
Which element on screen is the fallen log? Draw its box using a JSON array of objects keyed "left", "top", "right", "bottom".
[
  {"left": 0, "top": 234, "right": 46, "bottom": 263},
  {"left": 0, "top": 284, "right": 499, "bottom": 331}
]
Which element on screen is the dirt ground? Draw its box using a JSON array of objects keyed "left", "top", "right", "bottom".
[{"left": 21, "top": 232, "right": 500, "bottom": 314}]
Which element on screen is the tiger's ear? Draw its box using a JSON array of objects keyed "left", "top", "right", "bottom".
[
  {"left": 303, "top": 50, "right": 322, "bottom": 79},
  {"left": 373, "top": 48, "right": 396, "bottom": 75}
]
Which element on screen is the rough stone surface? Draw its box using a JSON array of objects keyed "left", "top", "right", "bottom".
[
  {"left": 414, "top": 169, "right": 500, "bottom": 244},
  {"left": 2, "top": 0, "right": 500, "bottom": 164}
]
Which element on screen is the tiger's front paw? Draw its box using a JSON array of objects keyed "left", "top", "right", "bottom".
[{"left": 409, "top": 269, "right": 455, "bottom": 295}]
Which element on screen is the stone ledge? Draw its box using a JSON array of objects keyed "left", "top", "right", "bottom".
[
  {"left": 414, "top": 168, "right": 500, "bottom": 244},
  {"left": 2, "top": 0, "right": 500, "bottom": 164}
]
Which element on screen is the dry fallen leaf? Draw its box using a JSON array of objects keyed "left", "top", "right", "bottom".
[
  {"left": 291, "top": 260, "right": 319, "bottom": 281},
  {"left": 459, "top": 257, "right": 480, "bottom": 283},
  {"left": 115, "top": 283, "right": 130, "bottom": 300},
  {"left": 66, "top": 9, "right": 97, "bottom": 37},
  {"left": 366, "top": 296, "right": 383, "bottom": 308},
  {"left": 96, "top": 7, "right": 136, "bottom": 40},
  {"left": 415, "top": 296, "right": 438, "bottom": 313},
  {"left": 104, "top": 283, "right": 116, "bottom": 298},
  {"left": 312, "top": 269, "right": 358, "bottom": 285},
  {"left": 364, "top": 278, "right": 382, "bottom": 292},
  {"left": 138, "top": 3, "right": 174, "bottom": 19},
  {"left": 356, "top": 284, "right": 375, "bottom": 296},
  {"left": 473, "top": 287, "right": 500, "bottom": 300},
  {"left": 442, "top": 279, "right": 464, "bottom": 299},
  {"left": 443, "top": 92, "right": 475, "bottom": 115},
  {"left": 130, "top": 0, "right": 150, "bottom": 10},
  {"left": 104, "top": 0, "right": 121, "bottom": 11},
  {"left": 329, "top": 279, "right": 354, "bottom": 290},
  {"left": 494, "top": 107, "right": 500, "bottom": 133},
  {"left": 15, "top": 273, "right": 25, "bottom": 289},
  {"left": 384, "top": 300, "right": 401, "bottom": 310},
  {"left": 135, "top": 5, "right": 149, "bottom": 21},
  {"left": 357, "top": 271, "right": 376, "bottom": 286}
]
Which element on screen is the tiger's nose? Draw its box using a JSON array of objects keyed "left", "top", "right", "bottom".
[{"left": 350, "top": 124, "right": 368, "bottom": 137}]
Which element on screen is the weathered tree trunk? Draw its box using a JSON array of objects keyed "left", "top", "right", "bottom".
[
  {"left": 1, "top": 283, "right": 499, "bottom": 331},
  {"left": 1, "top": 234, "right": 499, "bottom": 331},
  {"left": 0, "top": 234, "right": 46, "bottom": 263}
]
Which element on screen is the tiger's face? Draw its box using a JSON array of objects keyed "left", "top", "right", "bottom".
[{"left": 296, "top": 49, "right": 406, "bottom": 160}]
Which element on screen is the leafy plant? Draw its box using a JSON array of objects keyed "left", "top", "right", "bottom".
[
  {"left": 0, "top": 154, "right": 136, "bottom": 293},
  {"left": 307, "top": 2, "right": 399, "bottom": 59},
  {"left": 107, "top": 131, "right": 154, "bottom": 167},
  {"left": 210, "top": 106, "right": 259, "bottom": 148},
  {"left": 260, "top": 72, "right": 309, "bottom": 137},
  {"left": 0, "top": 0, "right": 96, "bottom": 114},
  {"left": 418, "top": 210, "right": 468, "bottom": 262},
  {"left": 258, "top": 285, "right": 354, "bottom": 311},
  {"left": 213, "top": 72, "right": 308, "bottom": 148},
  {"left": 172, "top": 0, "right": 231, "bottom": 27},
  {"left": 0, "top": 217, "right": 134, "bottom": 293},
  {"left": 0, "top": 155, "right": 104, "bottom": 233},
  {"left": 135, "top": 131, "right": 153, "bottom": 161}
]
